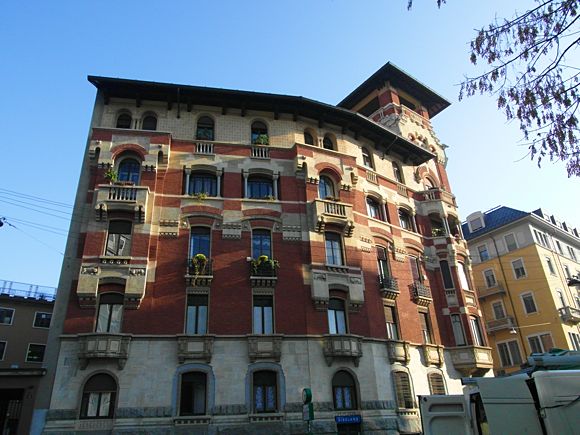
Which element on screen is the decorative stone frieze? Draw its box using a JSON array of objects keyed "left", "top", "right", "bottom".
[
  {"left": 322, "top": 334, "right": 363, "bottom": 367},
  {"left": 176, "top": 335, "right": 215, "bottom": 363},
  {"left": 174, "top": 416, "right": 212, "bottom": 425},
  {"left": 282, "top": 225, "right": 301, "bottom": 241},
  {"left": 247, "top": 334, "right": 283, "bottom": 362},
  {"left": 78, "top": 333, "right": 131, "bottom": 370},
  {"left": 221, "top": 222, "right": 242, "bottom": 239}
]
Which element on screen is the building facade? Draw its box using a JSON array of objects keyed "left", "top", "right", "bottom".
[
  {"left": 463, "top": 206, "right": 580, "bottom": 376},
  {"left": 0, "top": 280, "right": 54, "bottom": 435},
  {"left": 39, "top": 63, "right": 492, "bottom": 434}
]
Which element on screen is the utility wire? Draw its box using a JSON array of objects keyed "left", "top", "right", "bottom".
[
  {"left": 0, "top": 187, "right": 73, "bottom": 208},
  {"left": 0, "top": 195, "right": 73, "bottom": 216},
  {"left": 0, "top": 218, "right": 64, "bottom": 255}
]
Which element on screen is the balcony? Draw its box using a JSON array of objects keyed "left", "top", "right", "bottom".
[
  {"left": 185, "top": 257, "right": 214, "bottom": 287},
  {"left": 249, "top": 258, "right": 278, "bottom": 288},
  {"left": 386, "top": 340, "right": 411, "bottom": 364},
  {"left": 78, "top": 333, "right": 131, "bottom": 370},
  {"left": 449, "top": 345, "right": 493, "bottom": 377},
  {"left": 410, "top": 282, "right": 432, "bottom": 306},
  {"left": 323, "top": 334, "right": 363, "bottom": 367},
  {"left": 559, "top": 306, "right": 580, "bottom": 324},
  {"left": 247, "top": 335, "right": 283, "bottom": 362},
  {"left": 485, "top": 316, "right": 515, "bottom": 333},
  {"left": 379, "top": 275, "right": 399, "bottom": 300},
  {"left": 194, "top": 141, "right": 214, "bottom": 155},
  {"left": 477, "top": 282, "right": 506, "bottom": 300},
  {"left": 418, "top": 188, "right": 457, "bottom": 207},
  {"left": 251, "top": 146, "right": 270, "bottom": 159},
  {"left": 421, "top": 343, "right": 444, "bottom": 367},
  {"left": 176, "top": 335, "right": 214, "bottom": 363},
  {"left": 94, "top": 184, "right": 150, "bottom": 223},
  {"left": 313, "top": 199, "right": 354, "bottom": 236}
]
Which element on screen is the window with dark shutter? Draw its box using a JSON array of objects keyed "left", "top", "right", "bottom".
[
  {"left": 427, "top": 373, "right": 446, "bottom": 395},
  {"left": 393, "top": 372, "right": 415, "bottom": 409}
]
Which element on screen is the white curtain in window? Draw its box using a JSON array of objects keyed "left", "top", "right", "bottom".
[
  {"left": 87, "top": 393, "right": 100, "bottom": 417},
  {"left": 109, "top": 305, "right": 123, "bottom": 333},
  {"left": 96, "top": 305, "right": 111, "bottom": 333},
  {"left": 99, "top": 392, "right": 111, "bottom": 417}
]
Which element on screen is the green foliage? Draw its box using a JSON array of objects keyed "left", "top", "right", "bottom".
[
  {"left": 253, "top": 134, "right": 269, "bottom": 145},
  {"left": 191, "top": 192, "right": 208, "bottom": 201},
  {"left": 192, "top": 253, "right": 208, "bottom": 275},
  {"left": 251, "top": 255, "right": 280, "bottom": 275},
  {"left": 104, "top": 168, "right": 118, "bottom": 182}
]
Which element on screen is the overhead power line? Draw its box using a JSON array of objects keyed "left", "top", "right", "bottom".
[{"left": 0, "top": 187, "right": 73, "bottom": 208}]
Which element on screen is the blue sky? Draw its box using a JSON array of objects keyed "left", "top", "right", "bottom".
[{"left": 0, "top": 0, "right": 578, "bottom": 288}]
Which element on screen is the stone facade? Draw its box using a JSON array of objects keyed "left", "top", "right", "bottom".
[{"left": 40, "top": 62, "right": 492, "bottom": 434}]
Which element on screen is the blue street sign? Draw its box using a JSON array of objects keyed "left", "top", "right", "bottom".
[{"left": 335, "top": 415, "right": 362, "bottom": 424}]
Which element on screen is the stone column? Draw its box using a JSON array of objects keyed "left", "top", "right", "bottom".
[
  {"left": 273, "top": 173, "right": 279, "bottom": 200},
  {"left": 184, "top": 168, "right": 191, "bottom": 195},
  {"left": 243, "top": 170, "right": 249, "bottom": 198}
]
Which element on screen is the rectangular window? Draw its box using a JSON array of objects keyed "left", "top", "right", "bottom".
[
  {"left": 377, "top": 246, "right": 390, "bottom": 278},
  {"left": 512, "top": 259, "right": 527, "bottom": 279},
  {"left": 569, "top": 332, "right": 580, "bottom": 351},
  {"left": 105, "top": 221, "right": 132, "bottom": 256},
  {"left": 477, "top": 245, "right": 489, "bottom": 261},
  {"left": 328, "top": 299, "right": 347, "bottom": 334},
  {"left": 325, "top": 233, "right": 344, "bottom": 266},
  {"left": 409, "top": 257, "right": 422, "bottom": 283},
  {"left": 564, "top": 265, "right": 572, "bottom": 279},
  {"left": 0, "top": 307, "right": 15, "bottom": 325},
  {"left": 469, "top": 316, "right": 485, "bottom": 346},
  {"left": 492, "top": 301, "right": 506, "bottom": 319},
  {"left": 0, "top": 341, "right": 6, "bottom": 360},
  {"left": 384, "top": 305, "right": 399, "bottom": 340},
  {"left": 568, "top": 246, "right": 577, "bottom": 261},
  {"left": 469, "top": 217, "right": 483, "bottom": 232},
  {"left": 252, "top": 229, "right": 272, "bottom": 259},
  {"left": 189, "top": 227, "right": 211, "bottom": 258},
  {"left": 504, "top": 233, "right": 518, "bottom": 252},
  {"left": 546, "top": 257, "right": 556, "bottom": 275},
  {"left": 95, "top": 294, "right": 124, "bottom": 333},
  {"left": 33, "top": 312, "right": 52, "bottom": 328},
  {"left": 555, "top": 240, "right": 563, "bottom": 254},
  {"left": 528, "top": 333, "right": 554, "bottom": 353},
  {"left": 180, "top": 372, "right": 207, "bottom": 416},
  {"left": 393, "top": 372, "right": 415, "bottom": 409},
  {"left": 186, "top": 295, "right": 208, "bottom": 335},
  {"left": 253, "top": 296, "right": 273, "bottom": 334},
  {"left": 26, "top": 344, "right": 46, "bottom": 363},
  {"left": 451, "top": 314, "right": 466, "bottom": 346},
  {"left": 439, "top": 261, "right": 454, "bottom": 289},
  {"left": 497, "top": 340, "right": 522, "bottom": 367},
  {"left": 483, "top": 269, "right": 497, "bottom": 288},
  {"left": 521, "top": 292, "right": 538, "bottom": 314},
  {"left": 419, "top": 311, "right": 433, "bottom": 344},
  {"left": 458, "top": 263, "right": 471, "bottom": 290}
]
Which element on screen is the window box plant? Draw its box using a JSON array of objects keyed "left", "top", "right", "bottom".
[
  {"left": 191, "top": 253, "right": 208, "bottom": 276},
  {"left": 251, "top": 255, "right": 279, "bottom": 276},
  {"left": 104, "top": 168, "right": 118, "bottom": 183},
  {"left": 253, "top": 134, "right": 269, "bottom": 145}
]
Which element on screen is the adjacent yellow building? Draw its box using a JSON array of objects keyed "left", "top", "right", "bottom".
[{"left": 462, "top": 206, "right": 580, "bottom": 375}]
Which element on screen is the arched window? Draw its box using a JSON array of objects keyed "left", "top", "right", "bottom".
[
  {"left": 251, "top": 121, "right": 269, "bottom": 144},
  {"left": 180, "top": 372, "right": 207, "bottom": 415},
  {"left": 116, "top": 113, "right": 132, "bottom": 129},
  {"left": 325, "top": 232, "right": 344, "bottom": 266},
  {"left": 392, "top": 162, "right": 404, "bottom": 183},
  {"left": 398, "top": 208, "right": 414, "bottom": 231},
  {"left": 96, "top": 293, "right": 124, "bottom": 333},
  {"left": 362, "top": 148, "right": 373, "bottom": 169},
  {"left": 105, "top": 220, "right": 132, "bottom": 257},
  {"left": 322, "top": 135, "right": 334, "bottom": 150},
  {"left": 117, "top": 158, "right": 141, "bottom": 184},
  {"left": 424, "top": 177, "right": 436, "bottom": 190},
  {"left": 196, "top": 116, "right": 215, "bottom": 141},
  {"left": 393, "top": 371, "right": 415, "bottom": 409},
  {"left": 427, "top": 372, "right": 446, "bottom": 395},
  {"left": 332, "top": 370, "right": 357, "bottom": 410},
  {"left": 189, "top": 172, "right": 217, "bottom": 197},
  {"left": 141, "top": 114, "right": 157, "bottom": 131},
  {"left": 253, "top": 370, "right": 277, "bottom": 413},
  {"left": 80, "top": 373, "right": 117, "bottom": 419},
  {"left": 304, "top": 130, "right": 315, "bottom": 145},
  {"left": 189, "top": 227, "right": 211, "bottom": 258},
  {"left": 328, "top": 298, "right": 347, "bottom": 334},
  {"left": 439, "top": 260, "right": 454, "bottom": 289},
  {"left": 318, "top": 175, "right": 336, "bottom": 199},
  {"left": 247, "top": 175, "right": 273, "bottom": 199},
  {"left": 366, "top": 197, "right": 383, "bottom": 221}
]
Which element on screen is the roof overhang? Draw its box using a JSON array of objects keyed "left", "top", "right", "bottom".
[
  {"left": 338, "top": 62, "right": 451, "bottom": 118},
  {"left": 88, "top": 76, "right": 435, "bottom": 165}
]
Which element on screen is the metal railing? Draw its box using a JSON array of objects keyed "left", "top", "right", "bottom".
[
  {"left": 0, "top": 280, "right": 56, "bottom": 302},
  {"left": 411, "top": 282, "right": 432, "bottom": 299},
  {"left": 186, "top": 258, "right": 214, "bottom": 276},
  {"left": 486, "top": 316, "right": 515, "bottom": 333},
  {"left": 379, "top": 275, "right": 399, "bottom": 291}
]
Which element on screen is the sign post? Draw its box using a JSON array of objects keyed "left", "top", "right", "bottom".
[{"left": 302, "top": 388, "right": 314, "bottom": 434}]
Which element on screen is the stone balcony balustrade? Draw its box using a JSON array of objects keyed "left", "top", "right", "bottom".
[
  {"left": 78, "top": 333, "right": 132, "bottom": 370},
  {"left": 313, "top": 199, "right": 354, "bottom": 236},
  {"left": 94, "top": 184, "right": 150, "bottom": 223},
  {"left": 410, "top": 281, "right": 432, "bottom": 306},
  {"left": 420, "top": 343, "right": 444, "bottom": 367},
  {"left": 247, "top": 334, "right": 283, "bottom": 362},
  {"left": 176, "top": 335, "right": 215, "bottom": 363},
  {"left": 449, "top": 345, "right": 493, "bottom": 376},
  {"left": 386, "top": 340, "right": 411, "bottom": 364},
  {"left": 558, "top": 306, "right": 580, "bottom": 324},
  {"left": 323, "top": 334, "right": 363, "bottom": 367},
  {"left": 485, "top": 316, "right": 516, "bottom": 333}
]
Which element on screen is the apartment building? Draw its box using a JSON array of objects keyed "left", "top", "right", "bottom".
[
  {"left": 0, "top": 280, "right": 54, "bottom": 435},
  {"left": 37, "top": 62, "right": 492, "bottom": 434},
  {"left": 463, "top": 206, "right": 580, "bottom": 376}
]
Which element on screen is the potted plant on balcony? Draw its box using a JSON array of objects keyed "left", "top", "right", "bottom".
[
  {"left": 253, "top": 134, "right": 269, "bottom": 145},
  {"left": 251, "top": 255, "right": 279, "bottom": 275},
  {"left": 191, "top": 192, "right": 208, "bottom": 201},
  {"left": 192, "top": 253, "right": 208, "bottom": 276},
  {"left": 431, "top": 228, "right": 446, "bottom": 237},
  {"left": 104, "top": 168, "right": 118, "bottom": 184}
]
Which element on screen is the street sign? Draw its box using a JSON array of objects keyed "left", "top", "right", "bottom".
[{"left": 335, "top": 415, "right": 362, "bottom": 424}]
